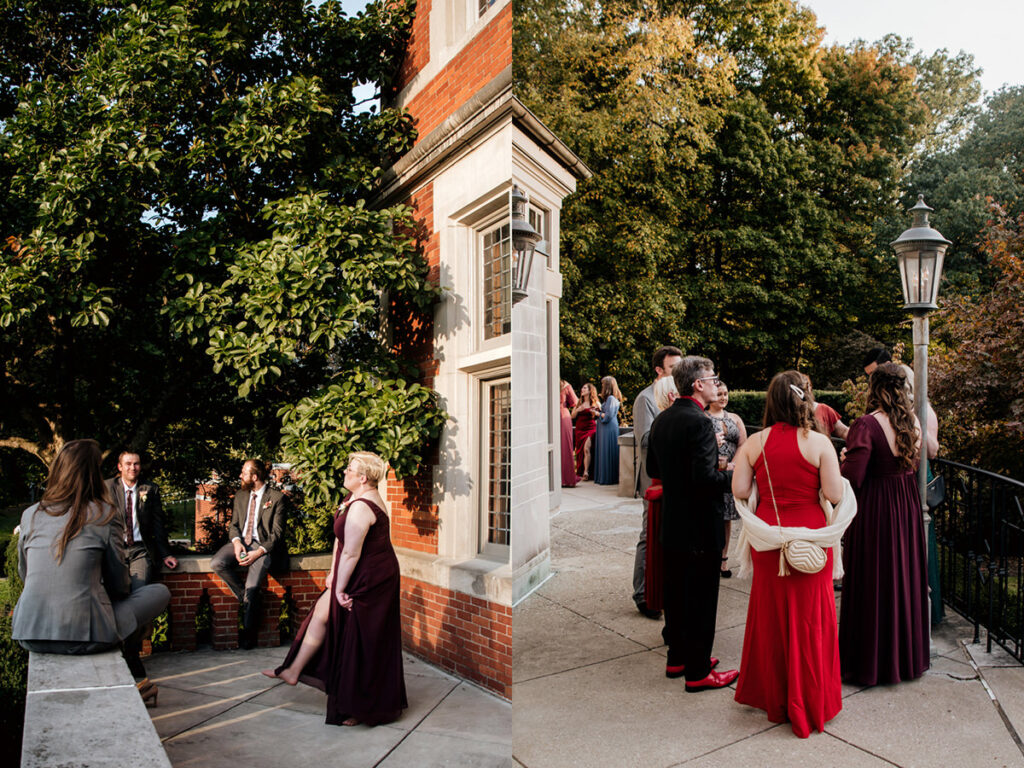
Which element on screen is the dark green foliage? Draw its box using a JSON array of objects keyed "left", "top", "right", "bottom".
[
  {"left": 0, "top": 0, "right": 442, "bottom": 503},
  {"left": 0, "top": 533, "right": 27, "bottom": 752},
  {"left": 286, "top": 496, "right": 336, "bottom": 555}
]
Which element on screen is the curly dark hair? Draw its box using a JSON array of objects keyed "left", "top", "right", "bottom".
[
  {"left": 867, "top": 363, "right": 920, "bottom": 472},
  {"left": 763, "top": 370, "right": 818, "bottom": 433}
]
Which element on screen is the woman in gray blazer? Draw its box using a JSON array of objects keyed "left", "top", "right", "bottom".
[{"left": 13, "top": 439, "right": 170, "bottom": 704}]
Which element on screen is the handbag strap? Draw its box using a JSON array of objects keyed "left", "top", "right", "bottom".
[{"left": 760, "top": 430, "right": 783, "bottom": 530}]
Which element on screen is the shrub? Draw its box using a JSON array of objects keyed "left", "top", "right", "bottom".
[{"left": 0, "top": 532, "right": 28, "bottom": 752}]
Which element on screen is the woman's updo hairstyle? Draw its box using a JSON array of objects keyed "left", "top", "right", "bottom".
[
  {"left": 762, "top": 370, "right": 818, "bottom": 433},
  {"left": 348, "top": 452, "right": 388, "bottom": 487}
]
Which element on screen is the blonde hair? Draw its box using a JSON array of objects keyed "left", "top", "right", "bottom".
[
  {"left": 653, "top": 376, "right": 679, "bottom": 412},
  {"left": 348, "top": 452, "right": 388, "bottom": 486}
]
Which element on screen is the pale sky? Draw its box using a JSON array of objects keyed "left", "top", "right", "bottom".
[{"left": 800, "top": 0, "right": 1023, "bottom": 96}]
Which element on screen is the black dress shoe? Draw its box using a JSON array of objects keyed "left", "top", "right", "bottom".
[{"left": 636, "top": 602, "right": 662, "bottom": 620}]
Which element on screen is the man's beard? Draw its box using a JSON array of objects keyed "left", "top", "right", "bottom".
[{"left": 239, "top": 479, "right": 254, "bottom": 492}]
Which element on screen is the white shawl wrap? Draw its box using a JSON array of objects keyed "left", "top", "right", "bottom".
[{"left": 734, "top": 476, "right": 858, "bottom": 580}]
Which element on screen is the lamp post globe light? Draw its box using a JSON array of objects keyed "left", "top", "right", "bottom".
[
  {"left": 891, "top": 194, "right": 950, "bottom": 640},
  {"left": 510, "top": 184, "right": 542, "bottom": 305}
]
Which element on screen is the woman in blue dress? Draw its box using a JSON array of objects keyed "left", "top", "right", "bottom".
[{"left": 594, "top": 376, "right": 622, "bottom": 485}]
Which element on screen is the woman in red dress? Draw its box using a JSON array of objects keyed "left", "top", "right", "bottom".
[
  {"left": 571, "top": 382, "right": 601, "bottom": 480},
  {"left": 263, "top": 452, "right": 406, "bottom": 726},
  {"left": 731, "top": 371, "right": 844, "bottom": 737}
]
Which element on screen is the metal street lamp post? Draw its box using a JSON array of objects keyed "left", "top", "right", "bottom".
[
  {"left": 510, "top": 184, "right": 542, "bottom": 305},
  {"left": 891, "top": 194, "right": 951, "bottom": 640}
]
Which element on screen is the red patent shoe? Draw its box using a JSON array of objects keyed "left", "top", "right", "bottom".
[{"left": 684, "top": 668, "right": 739, "bottom": 692}]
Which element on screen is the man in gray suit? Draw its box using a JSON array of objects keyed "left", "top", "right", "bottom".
[
  {"left": 211, "top": 459, "right": 288, "bottom": 649},
  {"left": 106, "top": 451, "right": 178, "bottom": 678},
  {"left": 632, "top": 345, "right": 683, "bottom": 619},
  {"left": 106, "top": 451, "right": 179, "bottom": 589}
]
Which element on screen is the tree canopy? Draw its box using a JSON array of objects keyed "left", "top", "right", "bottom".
[
  {"left": 516, "top": 0, "right": 985, "bottom": 396},
  {"left": 0, "top": 0, "right": 445, "bottom": 502}
]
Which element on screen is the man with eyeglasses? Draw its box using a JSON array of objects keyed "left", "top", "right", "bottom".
[{"left": 646, "top": 356, "right": 738, "bottom": 691}]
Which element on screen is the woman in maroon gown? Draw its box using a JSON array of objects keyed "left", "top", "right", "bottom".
[
  {"left": 263, "top": 452, "right": 406, "bottom": 726},
  {"left": 839, "top": 363, "right": 929, "bottom": 685},
  {"left": 572, "top": 382, "right": 601, "bottom": 480},
  {"left": 559, "top": 380, "right": 579, "bottom": 487},
  {"left": 732, "top": 371, "right": 844, "bottom": 738}
]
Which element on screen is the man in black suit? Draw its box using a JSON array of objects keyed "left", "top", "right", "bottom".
[
  {"left": 647, "top": 356, "right": 738, "bottom": 692},
  {"left": 210, "top": 459, "right": 288, "bottom": 648},
  {"left": 107, "top": 451, "right": 178, "bottom": 587}
]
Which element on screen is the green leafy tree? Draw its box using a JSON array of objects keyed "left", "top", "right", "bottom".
[
  {"left": 897, "top": 86, "right": 1024, "bottom": 298},
  {"left": 930, "top": 204, "right": 1024, "bottom": 480},
  {"left": 0, "top": 0, "right": 443, "bottom": 495},
  {"left": 517, "top": 0, "right": 953, "bottom": 393}
]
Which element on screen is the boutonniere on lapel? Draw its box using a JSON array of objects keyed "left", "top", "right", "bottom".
[
  {"left": 263, "top": 500, "right": 273, "bottom": 509},
  {"left": 139, "top": 490, "right": 149, "bottom": 503}
]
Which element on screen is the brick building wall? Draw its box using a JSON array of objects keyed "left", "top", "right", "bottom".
[{"left": 396, "top": 3, "right": 512, "bottom": 142}]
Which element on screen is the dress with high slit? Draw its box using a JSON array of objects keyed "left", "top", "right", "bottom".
[
  {"left": 734, "top": 424, "right": 842, "bottom": 738},
  {"left": 275, "top": 497, "right": 407, "bottom": 725}
]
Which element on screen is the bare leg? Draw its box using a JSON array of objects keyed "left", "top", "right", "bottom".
[
  {"left": 583, "top": 438, "right": 592, "bottom": 479},
  {"left": 722, "top": 521, "right": 732, "bottom": 565},
  {"left": 263, "top": 591, "right": 331, "bottom": 685}
]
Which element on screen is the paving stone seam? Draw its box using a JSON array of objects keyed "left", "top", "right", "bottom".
[
  {"left": 512, "top": 646, "right": 654, "bottom": 685},
  {"left": 159, "top": 682, "right": 287, "bottom": 744},
  {"left": 527, "top": 592, "right": 656, "bottom": 649},
  {"left": 961, "top": 639, "right": 1024, "bottom": 761},
  {"left": 550, "top": 522, "right": 627, "bottom": 553},
  {"left": 367, "top": 682, "right": 461, "bottom": 767},
  {"left": 817, "top": 730, "right": 904, "bottom": 767},
  {"left": 660, "top": 721, "right": 789, "bottom": 767}
]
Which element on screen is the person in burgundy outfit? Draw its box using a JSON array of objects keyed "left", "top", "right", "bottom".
[
  {"left": 559, "top": 380, "right": 579, "bottom": 487},
  {"left": 839, "top": 363, "right": 929, "bottom": 685},
  {"left": 572, "top": 382, "right": 601, "bottom": 479},
  {"left": 646, "top": 356, "right": 737, "bottom": 690},
  {"left": 264, "top": 452, "right": 407, "bottom": 726}
]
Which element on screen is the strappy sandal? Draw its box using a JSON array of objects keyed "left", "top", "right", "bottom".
[{"left": 720, "top": 557, "right": 732, "bottom": 579}]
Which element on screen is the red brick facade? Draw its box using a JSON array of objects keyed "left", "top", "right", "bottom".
[
  {"left": 399, "top": 3, "right": 512, "bottom": 143},
  {"left": 401, "top": 575, "right": 512, "bottom": 697}
]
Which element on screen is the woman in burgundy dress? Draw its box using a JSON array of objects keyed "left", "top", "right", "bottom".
[
  {"left": 732, "top": 371, "right": 844, "bottom": 738},
  {"left": 839, "top": 363, "right": 929, "bottom": 685},
  {"left": 559, "top": 380, "right": 579, "bottom": 487},
  {"left": 572, "top": 382, "right": 601, "bottom": 480},
  {"left": 263, "top": 452, "right": 406, "bottom": 726}
]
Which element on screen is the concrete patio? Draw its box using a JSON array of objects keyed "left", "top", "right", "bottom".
[
  {"left": 144, "top": 646, "right": 511, "bottom": 767},
  {"left": 513, "top": 481, "right": 1024, "bottom": 767}
]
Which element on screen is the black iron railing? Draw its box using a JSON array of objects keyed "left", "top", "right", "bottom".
[{"left": 931, "top": 457, "right": 1024, "bottom": 661}]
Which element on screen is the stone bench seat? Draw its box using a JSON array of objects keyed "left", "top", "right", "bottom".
[{"left": 22, "top": 650, "right": 171, "bottom": 768}]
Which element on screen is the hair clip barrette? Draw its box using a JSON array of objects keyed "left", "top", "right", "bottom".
[{"left": 789, "top": 384, "right": 806, "bottom": 400}]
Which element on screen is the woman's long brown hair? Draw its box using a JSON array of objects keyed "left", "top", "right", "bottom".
[
  {"left": 38, "top": 439, "right": 115, "bottom": 563},
  {"left": 867, "top": 363, "right": 920, "bottom": 472},
  {"left": 579, "top": 382, "right": 601, "bottom": 408}
]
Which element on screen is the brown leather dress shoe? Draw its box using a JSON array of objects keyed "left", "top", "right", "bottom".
[{"left": 684, "top": 668, "right": 739, "bottom": 692}]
